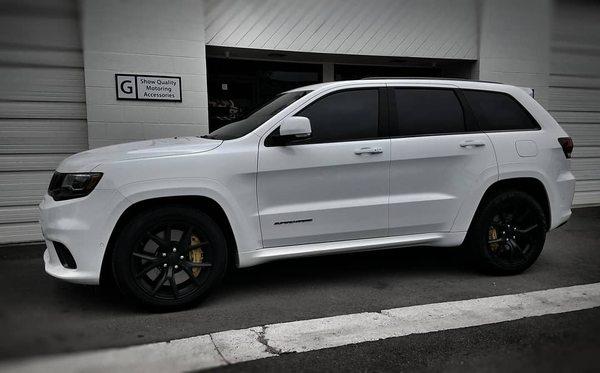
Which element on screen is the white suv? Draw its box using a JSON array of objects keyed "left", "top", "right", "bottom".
[{"left": 40, "top": 79, "right": 575, "bottom": 309}]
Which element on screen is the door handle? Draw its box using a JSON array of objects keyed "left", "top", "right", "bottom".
[
  {"left": 354, "top": 146, "right": 383, "bottom": 155},
  {"left": 459, "top": 140, "right": 486, "bottom": 148}
]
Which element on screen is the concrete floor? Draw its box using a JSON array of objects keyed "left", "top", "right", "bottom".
[{"left": 0, "top": 207, "right": 599, "bottom": 371}]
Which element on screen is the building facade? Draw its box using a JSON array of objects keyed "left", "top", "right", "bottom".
[{"left": 0, "top": 0, "right": 598, "bottom": 243}]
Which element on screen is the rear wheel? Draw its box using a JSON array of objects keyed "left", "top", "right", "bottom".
[
  {"left": 112, "top": 206, "right": 227, "bottom": 310},
  {"left": 468, "top": 190, "right": 547, "bottom": 275}
]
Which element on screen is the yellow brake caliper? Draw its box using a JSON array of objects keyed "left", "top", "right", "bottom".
[
  {"left": 189, "top": 234, "right": 204, "bottom": 277},
  {"left": 488, "top": 227, "right": 498, "bottom": 252}
]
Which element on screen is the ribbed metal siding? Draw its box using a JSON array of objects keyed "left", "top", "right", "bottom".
[
  {"left": 205, "top": 0, "right": 478, "bottom": 60},
  {"left": 0, "top": 0, "right": 88, "bottom": 243},
  {"left": 550, "top": 1, "right": 600, "bottom": 206}
]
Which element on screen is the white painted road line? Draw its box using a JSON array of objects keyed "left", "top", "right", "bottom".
[{"left": 2, "top": 282, "right": 600, "bottom": 373}]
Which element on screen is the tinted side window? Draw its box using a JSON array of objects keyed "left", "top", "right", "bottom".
[
  {"left": 296, "top": 89, "right": 379, "bottom": 143},
  {"left": 463, "top": 90, "right": 539, "bottom": 131},
  {"left": 392, "top": 89, "right": 465, "bottom": 136}
]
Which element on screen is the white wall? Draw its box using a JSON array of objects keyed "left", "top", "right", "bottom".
[
  {"left": 478, "top": 0, "right": 551, "bottom": 107},
  {"left": 550, "top": 0, "right": 600, "bottom": 206},
  {"left": 80, "top": 0, "right": 208, "bottom": 148},
  {"left": 205, "top": 0, "right": 478, "bottom": 60}
]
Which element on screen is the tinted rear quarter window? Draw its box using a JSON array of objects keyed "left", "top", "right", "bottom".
[
  {"left": 463, "top": 90, "right": 539, "bottom": 131},
  {"left": 392, "top": 89, "right": 465, "bottom": 136},
  {"left": 297, "top": 89, "right": 379, "bottom": 143}
]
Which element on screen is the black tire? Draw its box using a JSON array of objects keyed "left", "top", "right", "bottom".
[
  {"left": 467, "top": 190, "right": 547, "bottom": 275},
  {"left": 112, "top": 205, "right": 227, "bottom": 310}
]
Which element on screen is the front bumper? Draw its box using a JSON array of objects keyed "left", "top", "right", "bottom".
[{"left": 39, "top": 189, "right": 126, "bottom": 285}]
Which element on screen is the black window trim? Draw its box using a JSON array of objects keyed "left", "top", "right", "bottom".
[
  {"left": 387, "top": 87, "right": 480, "bottom": 139},
  {"left": 461, "top": 88, "right": 542, "bottom": 133},
  {"left": 264, "top": 86, "right": 388, "bottom": 147}
]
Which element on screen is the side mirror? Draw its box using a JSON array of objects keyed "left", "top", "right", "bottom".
[
  {"left": 268, "top": 116, "right": 312, "bottom": 146},
  {"left": 279, "top": 116, "right": 312, "bottom": 138}
]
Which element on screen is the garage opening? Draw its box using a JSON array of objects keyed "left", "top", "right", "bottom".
[{"left": 206, "top": 46, "right": 476, "bottom": 131}]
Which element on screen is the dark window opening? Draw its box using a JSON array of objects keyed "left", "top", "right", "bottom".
[
  {"left": 463, "top": 90, "right": 539, "bottom": 131},
  {"left": 391, "top": 89, "right": 465, "bottom": 136},
  {"left": 294, "top": 89, "right": 380, "bottom": 144}
]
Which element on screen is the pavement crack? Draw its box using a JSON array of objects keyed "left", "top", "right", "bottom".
[
  {"left": 253, "top": 326, "right": 283, "bottom": 355},
  {"left": 209, "top": 333, "right": 231, "bottom": 365}
]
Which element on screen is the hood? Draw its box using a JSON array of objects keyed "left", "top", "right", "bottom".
[{"left": 57, "top": 137, "right": 223, "bottom": 172}]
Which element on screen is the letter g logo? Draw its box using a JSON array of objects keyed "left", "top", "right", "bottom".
[
  {"left": 121, "top": 79, "right": 133, "bottom": 94},
  {"left": 116, "top": 74, "right": 136, "bottom": 99}
]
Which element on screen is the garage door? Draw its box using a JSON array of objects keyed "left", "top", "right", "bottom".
[
  {"left": 550, "top": 1, "right": 600, "bottom": 206},
  {"left": 0, "top": 0, "right": 88, "bottom": 243}
]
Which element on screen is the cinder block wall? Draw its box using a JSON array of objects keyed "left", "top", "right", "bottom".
[
  {"left": 478, "top": 0, "right": 551, "bottom": 108},
  {"left": 80, "top": 0, "right": 208, "bottom": 148}
]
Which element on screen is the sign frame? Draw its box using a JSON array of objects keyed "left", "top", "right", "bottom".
[{"left": 115, "top": 74, "right": 182, "bottom": 102}]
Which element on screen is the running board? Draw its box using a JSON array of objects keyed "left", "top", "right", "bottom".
[{"left": 238, "top": 232, "right": 466, "bottom": 268}]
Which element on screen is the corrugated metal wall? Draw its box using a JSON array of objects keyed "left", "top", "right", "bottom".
[
  {"left": 550, "top": 1, "right": 600, "bottom": 206},
  {"left": 0, "top": 0, "right": 88, "bottom": 243},
  {"left": 205, "top": 0, "right": 478, "bottom": 60}
]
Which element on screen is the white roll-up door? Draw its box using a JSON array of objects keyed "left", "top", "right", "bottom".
[
  {"left": 550, "top": 1, "right": 600, "bottom": 206},
  {"left": 0, "top": 0, "right": 88, "bottom": 243}
]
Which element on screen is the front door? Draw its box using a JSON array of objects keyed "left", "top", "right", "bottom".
[{"left": 257, "top": 88, "right": 390, "bottom": 248}]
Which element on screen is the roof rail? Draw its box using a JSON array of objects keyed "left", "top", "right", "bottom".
[{"left": 359, "top": 77, "right": 502, "bottom": 84}]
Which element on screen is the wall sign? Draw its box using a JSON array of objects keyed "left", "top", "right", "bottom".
[{"left": 115, "top": 74, "right": 182, "bottom": 102}]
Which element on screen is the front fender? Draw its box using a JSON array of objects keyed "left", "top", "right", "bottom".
[{"left": 117, "top": 177, "right": 262, "bottom": 254}]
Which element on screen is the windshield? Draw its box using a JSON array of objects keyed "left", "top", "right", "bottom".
[{"left": 205, "top": 91, "right": 310, "bottom": 140}]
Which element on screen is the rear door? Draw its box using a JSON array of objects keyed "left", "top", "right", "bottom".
[
  {"left": 387, "top": 85, "right": 497, "bottom": 236},
  {"left": 257, "top": 87, "right": 391, "bottom": 248}
]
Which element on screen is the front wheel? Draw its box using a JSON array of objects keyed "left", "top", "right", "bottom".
[
  {"left": 467, "top": 190, "right": 547, "bottom": 275},
  {"left": 112, "top": 206, "right": 227, "bottom": 310}
]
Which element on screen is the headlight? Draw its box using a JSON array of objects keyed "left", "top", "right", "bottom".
[{"left": 48, "top": 172, "right": 103, "bottom": 201}]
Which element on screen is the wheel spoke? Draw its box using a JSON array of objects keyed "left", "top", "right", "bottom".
[
  {"left": 185, "top": 241, "right": 210, "bottom": 253},
  {"left": 185, "top": 261, "right": 212, "bottom": 268},
  {"left": 181, "top": 264, "right": 203, "bottom": 286},
  {"left": 135, "top": 259, "right": 163, "bottom": 278},
  {"left": 509, "top": 239, "right": 525, "bottom": 258},
  {"left": 179, "top": 226, "right": 193, "bottom": 247},
  {"left": 148, "top": 232, "right": 170, "bottom": 248},
  {"left": 132, "top": 252, "right": 158, "bottom": 261},
  {"left": 516, "top": 224, "right": 538, "bottom": 233},
  {"left": 164, "top": 226, "right": 171, "bottom": 242},
  {"left": 169, "top": 274, "right": 179, "bottom": 299},
  {"left": 515, "top": 209, "right": 531, "bottom": 224},
  {"left": 488, "top": 238, "right": 504, "bottom": 244},
  {"left": 151, "top": 269, "right": 169, "bottom": 295}
]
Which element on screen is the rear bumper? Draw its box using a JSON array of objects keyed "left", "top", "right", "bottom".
[{"left": 550, "top": 170, "right": 576, "bottom": 230}]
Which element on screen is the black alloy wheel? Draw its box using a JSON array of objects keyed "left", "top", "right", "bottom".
[
  {"left": 469, "top": 190, "right": 547, "bottom": 274},
  {"left": 113, "top": 206, "right": 227, "bottom": 309},
  {"left": 131, "top": 223, "right": 213, "bottom": 301}
]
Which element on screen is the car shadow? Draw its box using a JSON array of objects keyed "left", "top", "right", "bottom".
[{"left": 48, "top": 245, "right": 475, "bottom": 314}]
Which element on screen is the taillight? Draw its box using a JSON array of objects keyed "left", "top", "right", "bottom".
[{"left": 558, "top": 137, "right": 573, "bottom": 159}]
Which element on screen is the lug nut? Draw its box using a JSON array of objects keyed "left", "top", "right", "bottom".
[
  {"left": 163, "top": 263, "right": 167, "bottom": 268},
  {"left": 179, "top": 255, "right": 184, "bottom": 260},
  {"left": 162, "top": 253, "right": 167, "bottom": 257},
  {"left": 172, "top": 248, "right": 177, "bottom": 252},
  {"left": 174, "top": 265, "right": 179, "bottom": 269}
]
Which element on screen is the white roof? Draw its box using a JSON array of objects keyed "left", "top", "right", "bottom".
[{"left": 287, "top": 79, "right": 529, "bottom": 96}]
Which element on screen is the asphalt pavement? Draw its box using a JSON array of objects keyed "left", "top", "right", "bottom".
[{"left": 0, "top": 207, "right": 599, "bottom": 372}]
